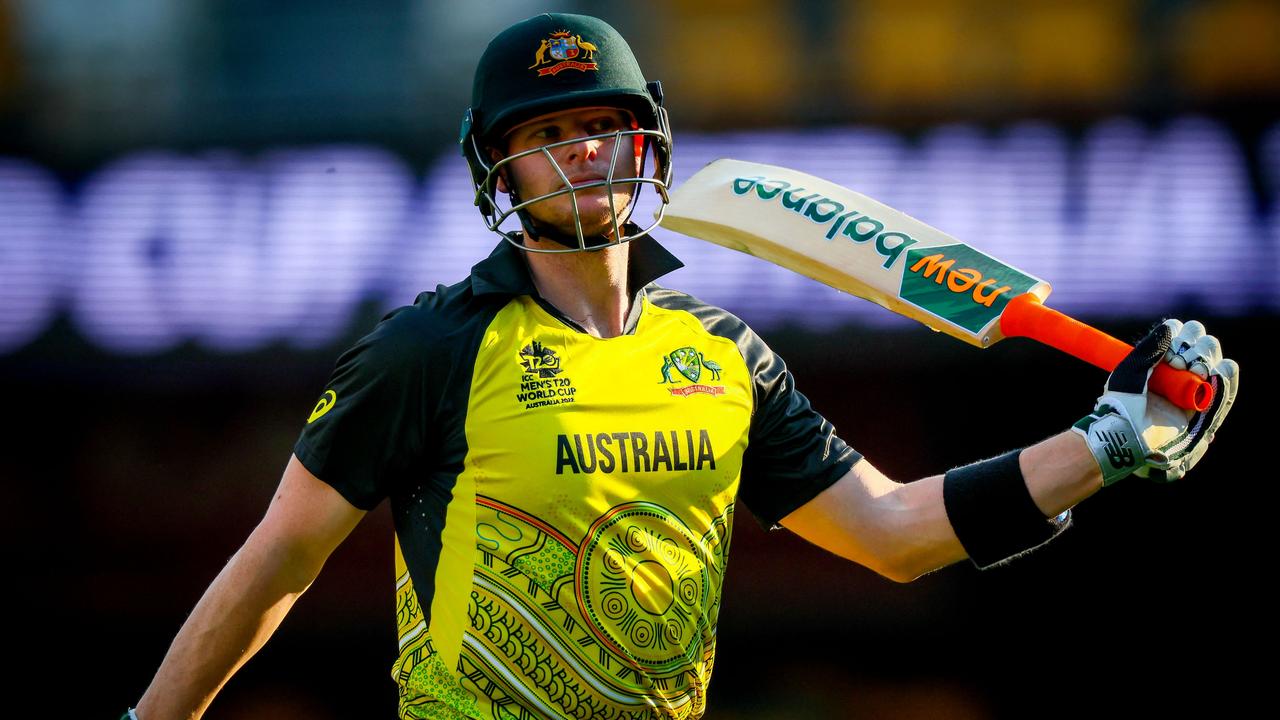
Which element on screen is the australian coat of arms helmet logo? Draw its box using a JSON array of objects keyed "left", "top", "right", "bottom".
[{"left": 529, "top": 30, "right": 600, "bottom": 76}]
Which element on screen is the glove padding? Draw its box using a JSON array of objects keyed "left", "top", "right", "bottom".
[{"left": 1072, "top": 319, "right": 1239, "bottom": 484}]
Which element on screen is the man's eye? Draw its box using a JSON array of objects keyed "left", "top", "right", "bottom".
[
  {"left": 587, "top": 118, "right": 620, "bottom": 134},
  {"left": 529, "top": 127, "right": 559, "bottom": 143}
]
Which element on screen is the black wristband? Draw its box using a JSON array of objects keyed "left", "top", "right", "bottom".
[{"left": 942, "top": 448, "right": 1072, "bottom": 570}]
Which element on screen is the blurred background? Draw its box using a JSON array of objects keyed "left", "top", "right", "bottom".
[{"left": 2, "top": 0, "right": 1275, "bottom": 717}]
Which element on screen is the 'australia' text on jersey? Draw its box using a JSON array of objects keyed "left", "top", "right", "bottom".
[{"left": 555, "top": 429, "right": 717, "bottom": 475}]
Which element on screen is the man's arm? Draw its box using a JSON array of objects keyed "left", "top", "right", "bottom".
[
  {"left": 133, "top": 455, "right": 366, "bottom": 720},
  {"left": 780, "top": 430, "right": 1101, "bottom": 583},
  {"left": 781, "top": 319, "right": 1239, "bottom": 582}
]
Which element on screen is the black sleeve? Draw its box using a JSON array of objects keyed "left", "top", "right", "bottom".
[
  {"left": 739, "top": 333, "right": 862, "bottom": 530},
  {"left": 293, "top": 307, "right": 430, "bottom": 511}
]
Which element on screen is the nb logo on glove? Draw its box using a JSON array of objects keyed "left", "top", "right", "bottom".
[{"left": 1098, "top": 430, "right": 1135, "bottom": 469}]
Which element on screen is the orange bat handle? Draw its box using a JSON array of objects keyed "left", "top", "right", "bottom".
[{"left": 999, "top": 294, "right": 1212, "bottom": 412}]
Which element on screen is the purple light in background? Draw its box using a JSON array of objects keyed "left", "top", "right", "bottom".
[
  {"left": 248, "top": 148, "right": 412, "bottom": 351},
  {"left": 621, "top": 118, "right": 1273, "bottom": 327},
  {"left": 74, "top": 152, "right": 179, "bottom": 354},
  {"left": 70, "top": 148, "right": 413, "bottom": 354},
  {"left": 0, "top": 160, "right": 65, "bottom": 353},
  {"left": 387, "top": 147, "right": 520, "bottom": 309},
  {"left": 1075, "top": 117, "right": 1261, "bottom": 317},
  {"left": 1160, "top": 117, "right": 1260, "bottom": 314},
  {"left": 0, "top": 116, "right": 1275, "bottom": 357}
]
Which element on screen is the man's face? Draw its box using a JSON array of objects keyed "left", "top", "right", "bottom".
[{"left": 494, "top": 106, "right": 643, "bottom": 242}]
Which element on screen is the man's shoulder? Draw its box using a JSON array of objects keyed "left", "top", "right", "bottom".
[
  {"left": 350, "top": 275, "right": 508, "bottom": 365},
  {"left": 645, "top": 285, "right": 755, "bottom": 340},
  {"left": 646, "top": 285, "right": 780, "bottom": 373},
  {"left": 382, "top": 274, "right": 506, "bottom": 335}
]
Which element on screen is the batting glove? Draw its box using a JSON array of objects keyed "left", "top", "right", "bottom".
[{"left": 1072, "top": 319, "right": 1239, "bottom": 485}]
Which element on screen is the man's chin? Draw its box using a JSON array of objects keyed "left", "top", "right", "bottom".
[
  {"left": 541, "top": 213, "right": 628, "bottom": 241},
  {"left": 541, "top": 226, "right": 621, "bottom": 249}
]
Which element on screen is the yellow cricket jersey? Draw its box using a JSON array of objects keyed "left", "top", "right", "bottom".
[{"left": 295, "top": 237, "right": 860, "bottom": 719}]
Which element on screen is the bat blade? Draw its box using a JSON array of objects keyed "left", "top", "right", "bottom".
[
  {"left": 658, "top": 159, "right": 1211, "bottom": 411},
  {"left": 658, "top": 159, "right": 1049, "bottom": 349}
]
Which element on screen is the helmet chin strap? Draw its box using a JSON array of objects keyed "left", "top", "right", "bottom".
[
  {"left": 508, "top": 182, "right": 638, "bottom": 252},
  {"left": 515, "top": 203, "right": 615, "bottom": 251}
]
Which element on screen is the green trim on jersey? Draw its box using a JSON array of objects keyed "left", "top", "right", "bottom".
[{"left": 295, "top": 237, "right": 860, "bottom": 719}]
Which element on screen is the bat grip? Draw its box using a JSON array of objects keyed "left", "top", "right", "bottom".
[{"left": 999, "top": 294, "right": 1212, "bottom": 412}]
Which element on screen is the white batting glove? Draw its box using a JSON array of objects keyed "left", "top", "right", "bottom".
[{"left": 1072, "top": 319, "right": 1239, "bottom": 485}]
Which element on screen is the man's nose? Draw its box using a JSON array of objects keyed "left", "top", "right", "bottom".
[{"left": 564, "top": 136, "right": 601, "bottom": 162}]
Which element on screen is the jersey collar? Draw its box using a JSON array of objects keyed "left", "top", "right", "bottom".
[{"left": 470, "top": 233, "right": 685, "bottom": 298}]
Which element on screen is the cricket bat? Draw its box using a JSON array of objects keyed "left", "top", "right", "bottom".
[{"left": 657, "top": 159, "right": 1211, "bottom": 412}]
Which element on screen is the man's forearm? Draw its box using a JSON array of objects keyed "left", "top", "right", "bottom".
[
  {"left": 133, "top": 525, "right": 320, "bottom": 720},
  {"left": 891, "top": 429, "right": 1103, "bottom": 579},
  {"left": 1018, "top": 429, "right": 1105, "bottom": 517},
  {"left": 781, "top": 427, "right": 1106, "bottom": 582}
]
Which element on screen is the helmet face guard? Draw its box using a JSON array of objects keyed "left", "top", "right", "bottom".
[
  {"left": 461, "top": 13, "right": 673, "bottom": 253},
  {"left": 461, "top": 102, "right": 673, "bottom": 253}
]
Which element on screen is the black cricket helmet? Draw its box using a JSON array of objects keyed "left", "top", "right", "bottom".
[{"left": 459, "top": 13, "right": 673, "bottom": 252}]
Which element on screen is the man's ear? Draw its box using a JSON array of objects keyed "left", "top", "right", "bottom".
[{"left": 487, "top": 147, "right": 511, "bottom": 194}]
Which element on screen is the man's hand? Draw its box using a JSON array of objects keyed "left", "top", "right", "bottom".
[{"left": 1072, "top": 319, "right": 1239, "bottom": 485}]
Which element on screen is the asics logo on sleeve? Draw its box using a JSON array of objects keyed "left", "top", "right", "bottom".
[{"left": 307, "top": 390, "right": 338, "bottom": 423}]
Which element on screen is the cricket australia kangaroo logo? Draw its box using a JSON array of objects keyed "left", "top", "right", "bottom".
[{"left": 660, "top": 346, "right": 725, "bottom": 397}]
